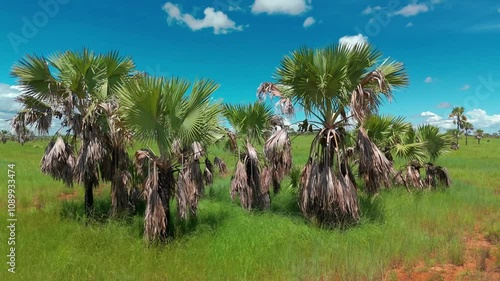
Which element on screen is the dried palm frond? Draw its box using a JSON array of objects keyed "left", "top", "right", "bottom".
[
  {"left": 256, "top": 82, "right": 294, "bottom": 117},
  {"left": 403, "top": 161, "right": 424, "bottom": 189},
  {"left": 74, "top": 138, "right": 103, "bottom": 189},
  {"left": 176, "top": 167, "right": 198, "bottom": 220},
  {"left": 356, "top": 127, "right": 394, "bottom": 194},
  {"left": 172, "top": 139, "right": 182, "bottom": 157},
  {"left": 269, "top": 115, "right": 285, "bottom": 128},
  {"left": 350, "top": 70, "right": 391, "bottom": 123},
  {"left": 143, "top": 162, "right": 167, "bottom": 241},
  {"left": 425, "top": 163, "right": 451, "bottom": 188},
  {"left": 40, "top": 137, "right": 76, "bottom": 187},
  {"left": 264, "top": 128, "right": 292, "bottom": 194},
  {"left": 230, "top": 142, "right": 270, "bottom": 210},
  {"left": 299, "top": 128, "right": 360, "bottom": 225},
  {"left": 203, "top": 167, "right": 213, "bottom": 186},
  {"left": 260, "top": 166, "right": 272, "bottom": 195},
  {"left": 231, "top": 161, "right": 251, "bottom": 209},
  {"left": 226, "top": 132, "right": 238, "bottom": 152},
  {"left": 191, "top": 141, "right": 204, "bottom": 160},
  {"left": 110, "top": 148, "right": 132, "bottom": 215},
  {"left": 205, "top": 157, "right": 214, "bottom": 174},
  {"left": 214, "top": 156, "right": 228, "bottom": 175},
  {"left": 135, "top": 149, "right": 174, "bottom": 242}
]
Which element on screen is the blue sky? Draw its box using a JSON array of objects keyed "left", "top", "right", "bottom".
[{"left": 1, "top": 0, "right": 500, "bottom": 133}]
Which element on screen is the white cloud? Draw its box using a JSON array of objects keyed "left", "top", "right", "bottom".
[
  {"left": 406, "top": 22, "right": 414, "bottom": 28},
  {"left": 497, "top": 8, "right": 500, "bottom": 13},
  {"left": 162, "top": 2, "right": 245, "bottom": 35},
  {"left": 362, "top": 5, "right": 382, "bottom": 15},
  {"left": 460, "top": 84, "right": 470, "bottom": 91},
  {"left": 339, "top": 34, "right": 368, "bottom": 48},
  {"left": 420, "top": 109, "right": 500, "bottom": 133},
  {"left": 466, "top": 109, "right": 500, "bottom": 132},
  {"left": 424, "top": 76, "right": 433, "bottom": 83},
  {"left": 303, "top": 16, "right": 316, "bottom": 28},
  {"left": 394, "top": 4, "right": 429, "bottom": 17},
  {"left": 251, "top": 0, "right": 311, "bottom": 15},
  {"left": 420, "top": 111, "right": 455, "bottom": 130},
  {"left": 0, "top": 84, "right": 22, "bottom": 132}
]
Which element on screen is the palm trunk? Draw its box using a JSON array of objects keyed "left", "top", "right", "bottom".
[
  {"left": 465, "top": 134, "right": 468, "bottom": 146},
  {"left": 111, "top": 173, "right": 129, "bottom": 216},
  {"left": 84, "top": 180, "right": 94, "bottom": 217}
]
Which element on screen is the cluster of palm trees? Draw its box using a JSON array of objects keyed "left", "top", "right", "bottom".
[
  {"left": 0, "top": 128, "right": 35, "bottom": 144},
  {"left": 448, "top": 106, "right": 486, "bottom": 147},
  {"left": 10, "top": 44, "right": 455, "bottom": 242}
]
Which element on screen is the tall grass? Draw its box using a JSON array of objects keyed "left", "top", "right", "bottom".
[{"left": 0, "top": 137, "right": 498, "bottom": 280}]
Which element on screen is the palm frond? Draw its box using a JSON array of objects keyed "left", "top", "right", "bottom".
[
  {"left": 40, "top": 137, "right": 76, "bottom": 187},
  {"left": 356, "top": 127, "right": 394, "bottom": 194}
]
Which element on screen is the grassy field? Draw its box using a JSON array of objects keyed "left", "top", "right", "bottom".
[{"left": 0, "top": 136, "right": 498, "bottom": 280}]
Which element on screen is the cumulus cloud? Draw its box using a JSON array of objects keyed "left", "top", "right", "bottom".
[
  {"left": 0, "top": 83, "right": 22, "bottom": 132},
  {"left": 339, "top": 34, "right": 368, "bottom": 48},
  {"left": 420, "top": 109, "right": 500, "bottom": 133},
  {"left": 162, "top": 2, "right": 245, "bottom": 34},
  {"left": 420, "top": 111, "right": 455, "bottom": 130},
  {"left": 465, "top": 109, "right": 500, "bottom": 132},
  {"left": 303, "top": 16, "right": 316, "bottom": 28},
  {"left": 251, "top": 0, "right": 311, "bottom": 15},
  {"left": 406, "top": 22, "right": 414, "bottom": 28},
  {"left": 394, "top": 4, "right": 429, "bottom": 17},
  {"left": 460, "top": 84, "right": 471, "bottom": 91},
  {"left": 424, "top": 77, "right": 433, "bottom": 83}
]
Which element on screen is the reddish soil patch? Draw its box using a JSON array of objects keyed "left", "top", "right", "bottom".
[
  {"left": 32, "top": 195, "right": 44, "bottom": 210},
  {"left": 385, "top": 231, "right": 499, "bottom": 281},
  {"left": 57, "top": 190, "right": 79, "bottom": 200}
]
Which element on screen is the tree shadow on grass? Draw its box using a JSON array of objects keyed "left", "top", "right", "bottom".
[
  {"left": 357, "top": 193, "right": 386, "bottom": 224},
  {"left": 60, "top": 193, "right": 232, "bottom": 241},
  {"left": 60, "top": 196, "right": 147, "bottom": 225}
]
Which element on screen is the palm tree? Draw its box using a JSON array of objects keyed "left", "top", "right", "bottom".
[
  {"left": 449, "top": 107, "right": 467, "bottom": 145},
  {"left": 11, "top": 49, "right": 135, "bottom": 216},
  {"left": 391, "top": 124, "right": 452, "bottom": 189},
  {"left": 463, "top": 122, "right": 474, "bottom": 146},
  {"left": 117, "top": 75, "right": 223, "bottom": 242},
  {"left": 259, "top": 43, "right": 409, "bottom": 225},
  {"left": 224, "top": 102, "right": 273, "bottom": 210},
  {"left": 446, "top": 129, "right": 461, "bottom": 149},
  {"left": 475, "top": 129, "right": 484, "bottom": 144},
  {"left": 1, "top": 130, "right": 10, "bottom": 143}
]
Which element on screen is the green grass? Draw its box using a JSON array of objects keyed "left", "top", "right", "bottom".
[{"left": 0, "top": 137, "right": 499, "bottom": 280}]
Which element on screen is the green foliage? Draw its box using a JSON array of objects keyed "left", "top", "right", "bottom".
[
  {"left": 0, "top": 137, "right": 499, "bottom": 280},
  {"left": 363, "top": 115, "right": 452, "bottom": 163},
  {"left": 117, "top": 75, "right": 223, "bottom": 157},
  {"left": 223, "top": 101, "right": 273, "bottom": 145},
  {"left": 275, "top": 43, "right": 408, "bottom": 125}
]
